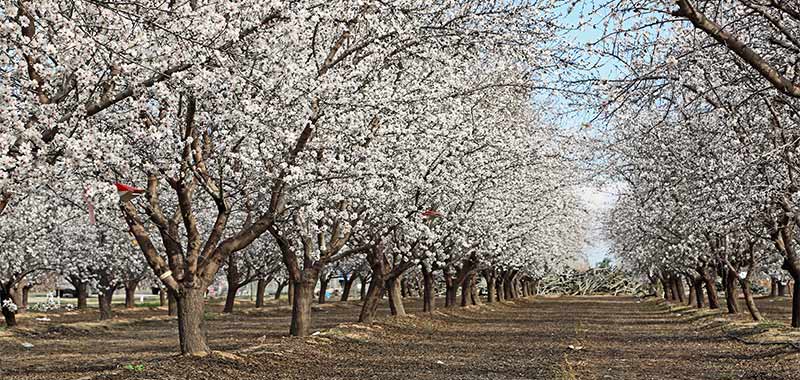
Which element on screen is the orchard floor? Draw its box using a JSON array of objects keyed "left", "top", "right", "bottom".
[{"left": 2, "top": 296, "right": 799, "bottom": 380}]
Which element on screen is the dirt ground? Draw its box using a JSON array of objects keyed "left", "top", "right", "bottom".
[{"left": 2, "top": 296, "right": 799, "bottom": 380}]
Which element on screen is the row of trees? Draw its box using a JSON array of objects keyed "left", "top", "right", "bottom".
[
  {"left": 591, "top": 0, "right": 800, "bottom": 326},
  {"left": 1, "top": 1, "right": 588, "bottom": 356}
]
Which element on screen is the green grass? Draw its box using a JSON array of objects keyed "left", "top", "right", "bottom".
[{"left": 123, "top": 364, "right": 145, "bottom": 372}]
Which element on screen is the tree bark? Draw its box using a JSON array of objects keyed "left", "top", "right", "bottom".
[
  {"left": 69, "top": 276, "right": 89, "bottom": 310},
  {"left": 290, "top": 277, "right": 317, "bottom": 336},
  {"left": 275, "top": 280, "right": 286, "bottom": 300},
  {"left": 223, "top": 284, "right": 238, "bottom": 313},
  {"left": 159, "top": 288, "right": 167, "bottom": 307},
  {"left": 770, "top": 277, "right": 778, "bottom": 297},
  {"left": 21, "top": 284, "right": 30, "bottom": 309},
  {"left": 496, "top": 276, "right": 505, "bottom": 302},
  {"left": 694, "top": 277, "right": 704, "bottom": 308},
  {"left": 318, "top": 273, "right": 329, "bottom": 304},
  {"left": 779, "top": 281, "right": 788, "bottom": 297},
  {"left": 485, "top": 270, "right": 496, "bottom": 304},
  {"left": 723, "top": 268, "right": 739, "bottom": 314},
  {"left": 168, "top": 289, "right": 177, "bottom": 316},
  {"left": 341, "top": 274, "right": 356, "bottom": 302},
  {"left": 359, "top": 272, "right": 385, "bottom": 324},
  {"left": 359, "top": 275, "right": 368, "bottom": 301},
  {"left": 288, "top": 281, "right": 295, "bottom": 305},
  {"left": 176, "top": 288, "right": 210, "bottom": 356},
  {"left": 422, "top": 265, "right": 435, "bottom": 312},
  {"left": 686, "top": 277, "right": 696, "bottom": 307},
  {"left": 470, "top": 274, "right": 481, "bottom": 305},
  {"left": 255, "top": 279, "right": 267, "bottom": 308},
  {"left": 124, "top": 280, "right": 139, "bottom": 309},
  {"left": 661, "top": 278, "right": 673, "bottom": 301},
  {"left": 460, "top": 275, "right": 470, "bottom": 307},
  {"left": 387, "top": 275, "right": 406, "bottom": 317},
  {"left": 792, "top": 278, "right": 800, "bottom": 327},
  {"left": 739, "top": 277, "right": 762, "bottom": 321},
  {"left": 98, "top": 288, "right": 115, "bottom": 320}
]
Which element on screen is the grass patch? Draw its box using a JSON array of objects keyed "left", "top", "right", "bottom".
[{"left": 123, "top": 364, "right": 145, "bottom": 372}]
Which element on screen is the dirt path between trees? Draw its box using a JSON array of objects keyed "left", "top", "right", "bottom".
[{"left": 2, "top": 296, "right": 798, "bottom": 380}]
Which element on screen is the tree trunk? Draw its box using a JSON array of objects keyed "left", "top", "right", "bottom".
[
  {"left": 673, "top": 276, "right": 684, "bottom": 303},
  {"left": 686, "top": 277, "right": 696, "bottom": 307},
  {"left": 290, "top": 277, "right": 316, "bottom": 336},
  {"left": 274, "top": 280, "right": 286, "bottom": 300},
  {"left": 422, "top": 266, "right": 435, "bottom": 312},
  {"left": 400, "top": 277, "right": 409, "bottom": 298},
  {"left": 255, "top": 279, "right": 267, "bottom": 308},
  {"left": 318, "top": 274, "right": 329, "bottom": 304},
  {"left": 470, "top": 274, "right": 481, "bottom": 305},
  {"left": 779, "top": 281, "right": 788, "bottom": 297},
  {"left": 359, "top": 272, "right": 385, "bottom": 324},
  {"left": 444, "top": 273, "right": 458, "bottom": 308},
  {"left": 21, "top": 285, "right": 30, "bottom": 309},
  {"left": 223, "top": 284, "right": 238, "bottom": 313},
  {"left": 792, "top": 278, "right": 800, "bottom": 328},
  {"left": 770, "top": 277, "right": 778, "bottom": 297},
  {"left": 460, "top": 275, "right": 470, "bottom": 307},
  {"left": 739, "top": 278, "right": 762, "bottom": 321},
  {"left": 69, "top": 276, "right": 90, "bottom": 310},
  {"left": 359, "top": 276, "right": 368, "bottom": 300},
  {"left": 661, "top": 278, "right": 673, "bottom": 301},
  {"left": 124, "top": 280, "right": 138, "bottom": 309},
  {"left": 176, "top": 288, "right": 210, "bottom": 356},
  {"left": 387, "top": 275, "right": 406, "bottom": 317},
  {"left": 724, "top": 269, "right": 739, "bottom": 314},
  {"left": 168, "top": 289, "right": 178, "bottom": 316},
  {"left": 287, "top": 281, "right": 295, "bottom": 305},
  {"left": 98, "top": 288, "right": 115, "bottom": 320},
  {"left": 485, "top": 270, "right": 496, "bottom": 304},
  {"left": 694, "top": 277, "right": 704, "bottom": 308},
  {"left": 159, "top": 288, "right": 167, "bottom": 307},
  {"left": 496, "top": 276, "right": 505, "bottom": 302},
  {"left": 341, "top": 274, "right": 356, "bottom": 302},
  {"left": 705, "top": 276, "right": 720, "bottom": 309}
]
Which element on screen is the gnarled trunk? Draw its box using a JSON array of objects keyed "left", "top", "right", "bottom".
[
  {"left": 359, "top": 272, "right": 385, "bottom": 324},
  {"left": 739, "top": 277, "right": 762, "bottom": 321},
  {"left": 290, "top": 276, "right": 317, "bottom": 336},
  {"left": 176, "top": 288, "right": 210, "bottom": 356},
  {"left": 387, "top": 275, "right": 406, "bottom": 317}
]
